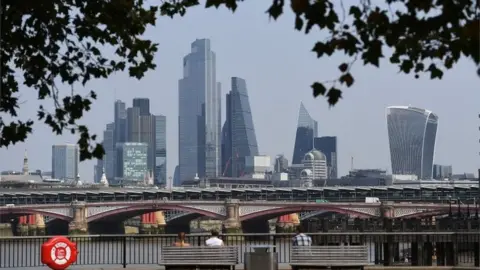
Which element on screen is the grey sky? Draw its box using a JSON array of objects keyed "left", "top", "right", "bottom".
[{"left": 1, "top": 2, "right": 479, "bottom": 181}]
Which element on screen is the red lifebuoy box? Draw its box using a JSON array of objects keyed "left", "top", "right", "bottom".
[{"left": 41, "top": 236, "right": 78, "bottom": 270}]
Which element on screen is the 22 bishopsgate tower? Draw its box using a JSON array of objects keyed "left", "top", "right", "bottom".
[{"left": 178, "top": 39, "right": 222, "bottom": 181}]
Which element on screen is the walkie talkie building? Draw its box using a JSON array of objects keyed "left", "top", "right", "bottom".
[{"left": 386, "top": 106, "right": 438, "bottom": 180}]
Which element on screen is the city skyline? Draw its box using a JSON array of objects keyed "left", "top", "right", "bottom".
[{"left": 0, "top": 2, "right": 478, "bottom": 180}]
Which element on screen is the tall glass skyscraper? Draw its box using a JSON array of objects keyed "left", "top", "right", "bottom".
[
  {"left": 155, "top": 115, "right": 167, "bottom": 185},
  {"left": 314, "top": 136, "right": 338, "bottom": 178},
  {"left": 386, "top": 106, "right": 438, "bottom": 180},
  {"left": 292, "top": 102, "right": 318, "bottom": 164},
  {"left": 221, "top": 77, "right": 259, "bottom": 177},
  {"left": 52, "top": 144, "right": 79, "bottom": 180},
  {"left": 114, "top": 100, "right": 127, "bottom": 178},
  {"left": 178, "top": 39, "right": 221, "bottom": 182},
  {"left": 103, "top": 123, "right": 115, "bottom": 180},
  {"left": 126, "top": 101, "right": 156, "bottom": 177}
]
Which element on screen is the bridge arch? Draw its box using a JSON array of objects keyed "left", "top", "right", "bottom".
[
  {"left": 240, "top": 206, "right": 374, "bottom": 221},
  {"left": 88, "top": 205, "right": 224, "bottom": 223},
  {"left": 0, "top": 209, "right": 72, "bottom": 222},
  {"left": 400, "top": 209, "right": 450, "bottom": 219}
]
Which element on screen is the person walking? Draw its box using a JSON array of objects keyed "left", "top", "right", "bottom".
[
  {"left": 205, "top": 230, "right": 224, "bottom": 246},
  {"left": 292, "top": 226, "right": 312, "bottom": 246}
]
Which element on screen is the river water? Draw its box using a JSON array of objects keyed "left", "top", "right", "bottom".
[{"left": 0, "top": 237, "right": 382, "bottom": 269}]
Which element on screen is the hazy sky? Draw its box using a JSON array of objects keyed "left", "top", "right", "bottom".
[{"left": 2, "top": 2, "right": 479, "bottom": 182}]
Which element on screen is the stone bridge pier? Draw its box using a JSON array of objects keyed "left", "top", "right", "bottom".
[
  {"left": 222, "top": 199, "right": 241, "bottom": 233},
  {"left": 68, "top": 201, "right": 88, "bottom": 235}
]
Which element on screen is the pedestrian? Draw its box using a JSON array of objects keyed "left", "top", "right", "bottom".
[
  {"left": 205, "top": 230, "right": 224, "bottom": 246},
  {"left": 292, "top": 226, "right": 312, "bottom": 246},
  {"left": 173, "top": 232, "right": 190, "bottom": 247}
]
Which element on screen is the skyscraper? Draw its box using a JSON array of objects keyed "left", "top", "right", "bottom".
[
  {"left": 114, "top": 100, "right": 127, "bottom": 178},
  {"left": 155, "top": 115, "right": 167, "bottom": 185},
  {"left": 221, "top": 77, "right": 259, "bottom": 177},
  {"left": 115, "top": 142, "right": 148, "bottom": 183},
  {"left": 314, "top": 136, "right": 338, "bottom": 178},
  {"left": 52, "top": 144, "right": 79, "bottom": 180},
  {"left": 94, "top": 149, "right": 104, "bottom": 183},
  {"left": 178, "top": 39, "right": 221, "bottom": 182},
  {"left": 292, "top": 102, "right": 318, "bottom": 164},
  {"left": 386, "top": 106, "right": 438, "bottom": 180},
  {"left": 126, "top": 101, "right": 156, "bottom": 176},
  {"left": 133, "top": 98, "right": 150, "bottom": 116},
  {"left": 103, "top": 123, "right": 115, "bottom": 180}
]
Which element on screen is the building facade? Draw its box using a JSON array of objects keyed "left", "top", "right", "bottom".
[
  {"left": 126, "top": 101, "right": 156, "bottom": 177},
  {"left": 386, "top": 106, "right": 438, "bottom": 180},
  {"left": 433, "top": 164, "right": 453, "bottom": 180},
  {"left": 179, "top": 39, "right": 222, "bottom": 182},
  {"left": 292, "top": 102, "right": 318, "bottom": 164},
  {"left": 51, "top": 144, "right": 79, "bottom": 180},
  {"left": 133, "top": 98, "right": 150, "bottom": 116},
  {"left": 114, "top": 100, "right": 127, "bottom": 178},
  {"left": 314, "top": 136, "right": 338, "bottom": 178},
  {"left": 103, "top": 123, "right": 115, "bottom": 180},
  {"left": 274, "top": 155, "right": 289, "bottom": 173},
  {"left": 221, "top": 77, "right": 259, "bottom": 177},
  {"left": 155, "top": 115, "right": 167, "bottom": 185},
  {"left": 116, "top": 142, "right": 148, "bottom": 183}
]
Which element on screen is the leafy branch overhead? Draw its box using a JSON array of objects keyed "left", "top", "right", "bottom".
[
  {"left": 1, "top": 0, "right": 478, "bottom": 161},
  {"left": 2, "top": 0, "right": 158, "bottom": 160},
  {"left": 163, "top": 0, "right": 479, "bottom": 105}
]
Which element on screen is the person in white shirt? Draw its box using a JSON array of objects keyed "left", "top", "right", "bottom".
[{"left": 205, "top": 230, "right": 224, "bottom": 246}]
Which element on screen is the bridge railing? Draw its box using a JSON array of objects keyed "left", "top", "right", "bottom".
[{"left": 0, "top": 232, "right": 479, "bottom": 268}]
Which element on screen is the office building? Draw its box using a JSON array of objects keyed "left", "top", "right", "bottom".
[
  {"left": 301, "top": 150, "right": 328, "bottom": 180},
  {"left": 51, "top": 144, "right": 79, "bottom": 180},
  {"left": 103, "top": 123, "right": 115, "bottom": 180},
  {"left": 292, "top": 102, "right": 318, "bottom": 164},
  {"left": 173, "top": 165, "right": 180, "bottom": 187},
  {"left": 221, "top": 77, "right": 259, "bottom": 177},
  {"left": 274, "top": 155, "right": 289, "bottom": 173},
  {"left": 178, "top": 38, "right": 221, "bottom": 181},
  {"left": 126, "top": 101, "right": 156, "bottom": 176},
  {"left": 94, "top": 154, "right": 104, "bottom": 183},
  {"left": 386, "top": 106, "right": 438, "bottom": 180},
  {"left": 155, "top": 115, "right": 167, "bottom": 185},
  {"left": 314, "top": 136, "right": 338, "bottom": 178},
  {"left": 114, "top": 100, "right": 127, "bottom": 177},
  {"left": 244, "top": 155, "right": 271, "bottom": 179},
  {"left": 133, "top": 98, "right": 150, "bottom": 116},
  {"left": 116, "top": 142, "right": 148, "bottom": 183},
  {"left": 433, "top": 164, "right": 453, "bottom": 180}
]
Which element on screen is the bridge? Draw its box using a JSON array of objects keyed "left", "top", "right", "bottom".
[
  {"left": 0, "top": 199, "right": 477, "bottom": 234},
  {"left": 0, "top": 183, "right": 478, "bottom": 206}
]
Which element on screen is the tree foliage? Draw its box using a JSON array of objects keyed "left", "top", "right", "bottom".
[
  {"left": 1, "top": 0, "right": 158, "bottom": 160},
  {"left": 1, "top": 0, "right": 478, "bottom": 161},
  {"left": 162, "top": 0, "right": 479, "bottom": 104}
]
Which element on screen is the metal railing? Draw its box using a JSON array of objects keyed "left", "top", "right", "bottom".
[{"left": 0, "top": 232, "right": 479, "bottom": 268}]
